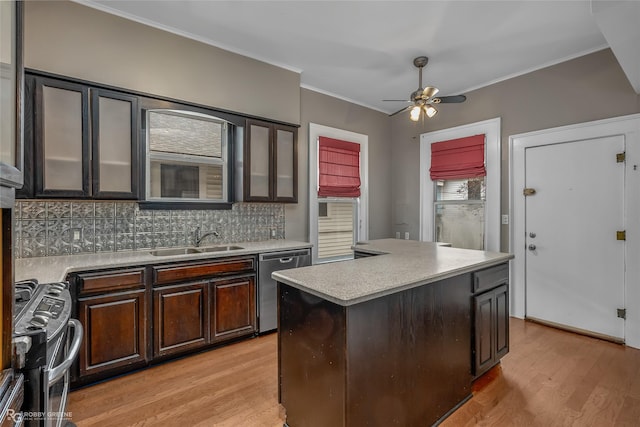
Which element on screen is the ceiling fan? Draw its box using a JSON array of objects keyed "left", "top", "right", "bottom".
[{"left": 384, "top": 56, "right": 466, "bottom": 121}]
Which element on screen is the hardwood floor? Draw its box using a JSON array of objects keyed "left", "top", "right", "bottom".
[{"left": 68, "top": 318, "right": 640, "bottom": 426}]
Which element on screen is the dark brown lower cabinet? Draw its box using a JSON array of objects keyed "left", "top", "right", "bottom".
[
  {"left": 77, "top": 289, "right": 148, "bottom": 379},
  {"left": 71, "top": 256, "right": 258, "bottom": 387},
  {"left": 473, "top": 283, "right": 509, "bottom": 377},
  {"left": 210, "top": 275, "right": 256, "bottom": 343},
  {"left": 153, "top": 281, "right": 209, "bottom": 358}
]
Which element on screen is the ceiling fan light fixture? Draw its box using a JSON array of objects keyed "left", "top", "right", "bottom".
[
  {"left": 410, "top": 106, "right": 421, "bottom": 121},
  {"left": 422, "top": 86, "right": 439, "bottom": 100},
  {"left": 425, "top": 105, "right": 438, "bottom": 118}
]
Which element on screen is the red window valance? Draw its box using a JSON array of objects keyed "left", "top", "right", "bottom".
[
  {"left": 430, "top": 134, "right": 486, "bottom": 180},
  {"left": 318, "top": 136, "right": 361, "bottom": 197}
]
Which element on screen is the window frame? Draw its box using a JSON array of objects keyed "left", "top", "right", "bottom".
[
  {"left": 144, "top": 108, "right": 230, "bottom": 204},
  {"left": 419, "top": 118, "right": 501, "bottom": 252},
  {"left": 309, "top": 123, "right": 368, "bottom": 264}
]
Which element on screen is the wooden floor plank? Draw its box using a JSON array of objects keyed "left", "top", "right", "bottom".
[{"left": 68, "top": 319, "right": 640, "bottom": 426}]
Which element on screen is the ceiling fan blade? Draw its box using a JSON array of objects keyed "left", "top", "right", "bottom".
[
  {"left": 383, "top": 99, "right": 412, "bottom": 102},
  {"left": 389, "top": 105, "right": 412, "bottom": 117},
  {"left": 434, "top": 95, "right": 467, "bottom": 103}
]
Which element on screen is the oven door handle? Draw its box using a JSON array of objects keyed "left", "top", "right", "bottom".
[{"left": 48, "top": 318, "right": 83, "bottom": 384}]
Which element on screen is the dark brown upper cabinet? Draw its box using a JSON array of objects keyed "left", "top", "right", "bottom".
[
  {"left": 33, "top": 76, "right": 90, "bottom": 198},
  {"left": 19, "top": 73, "right": 139, "bottom": 199},
  {"left": 91, "top": 89, "right": 139, "bottom": 199},
  {"left": 242, "top": 119, "right": 297, "bottom": 203}
]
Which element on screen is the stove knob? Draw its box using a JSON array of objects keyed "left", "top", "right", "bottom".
[
  {"left": 47, "top": 288, "right": 62, "bottom": 296},
  {"left": 50, "top": 283, "right": 65, "bottom": 292},
  {"left": 30, "top": 315, "right": 49, "bottom": 328},
  {"left": 34, "top": 310, "right": 53, "bottom": 318}
]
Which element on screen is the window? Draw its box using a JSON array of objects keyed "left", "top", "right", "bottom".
[
  {"left": 435, "top": 177, "right": 486, "bottom": 250},
  {"left": 430, "top": 134, "right": 486, "bottom": 250},
  {"left": 419, "top": 118, "right": 501, "bottom": 252},
  {"left": 317, "top": 200, "right": 358, "bottom": 259},
  {"left": 309, "top": 124, "right": 368, "bottom": 264},
  {"left": 145, "top": 109, "right": 229, "bottom": 203}
]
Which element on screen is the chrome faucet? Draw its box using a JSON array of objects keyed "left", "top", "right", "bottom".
[{"left": 194, "top": 226, "right": 220, "bottom": 247}]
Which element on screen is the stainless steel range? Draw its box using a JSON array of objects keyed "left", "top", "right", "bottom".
[{"left": 13, "top": 279, "right": 82, "bottom": 427}]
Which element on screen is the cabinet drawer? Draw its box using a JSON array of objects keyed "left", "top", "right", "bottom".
[
  {"left": 153, "top": 257, "right": 256, "bottom": 285},
  {"left": 473, "top": 263, "right": 509, "bottom": 294},
  {"left": 78, "top": 268, "right": 145, "bottom": 295}
]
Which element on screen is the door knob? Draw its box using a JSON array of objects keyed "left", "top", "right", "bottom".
[{"left": 528, "top": 244, "right": 536, "bottom": 251}]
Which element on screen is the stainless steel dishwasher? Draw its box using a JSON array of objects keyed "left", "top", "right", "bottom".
[{"left": 258, "top": 249, "right": 311, "bottom": 333}]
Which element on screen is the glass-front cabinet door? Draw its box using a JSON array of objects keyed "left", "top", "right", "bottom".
[
  {"left": 246, "top": 120, "right": 272, "bottom": 201},
  {"left": 274, "top": 125, "right": 297, "bottom": 202},
  {"left": 243, "top": 119, "right": 297, "bottom": 203},
  {"left": 0, "top": 0, "right": 23, "bottom": 191},
  {"left": 35, "top": 77, "right": 89, "bottom": 197},
  {"left": 92, "top": 89, "right": 138, "bottom": 199},
  {"left": 22, "top": 74, "right": 139, "bottom": 199}
]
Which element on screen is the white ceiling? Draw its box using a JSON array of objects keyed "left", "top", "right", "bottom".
[{"left": 77, "top": 0, "right": 620, "bottom": 115}]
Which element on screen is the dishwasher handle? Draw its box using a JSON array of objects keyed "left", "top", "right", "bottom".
[
  {"left": 259, "top": 249, "right": 310, "bottom": 261},
  {"left": 279, "top": 257, "right": 294, "bottom": 264}
]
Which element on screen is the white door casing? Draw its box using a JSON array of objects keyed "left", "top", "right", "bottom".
[
  {"left": 510, "top": 113, "right": 640, "bottom": 349},
  {"left": 419, "top": 117, "right": 501, "bottom": 252},
  {"left": 525, "top": 136, "right": 625, "bottom": 340}
]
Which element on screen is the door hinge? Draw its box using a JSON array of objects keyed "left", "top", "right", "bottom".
[
  {"left": 617, "top": 152, "right": 626, "bottom": 163},
  {"left": 523, "top": 188, "right": 536, "bottom": 196},
  {"left": 617, "top": 230, "right": 626, "bottom": 241},
  {"left": 617, "top": 308, "right": 626, "bottom": 319}
]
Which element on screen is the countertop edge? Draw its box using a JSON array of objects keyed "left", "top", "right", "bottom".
[
  {"left": 273, "top": 254, "right": 513, "bottom": 306},
  {"left": 15, "top": 240, "right": 312, "bottom": 283}
]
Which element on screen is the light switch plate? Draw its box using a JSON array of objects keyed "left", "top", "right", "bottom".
[{"left": 404, "top": 232, "right": 410, "bottom": 240}]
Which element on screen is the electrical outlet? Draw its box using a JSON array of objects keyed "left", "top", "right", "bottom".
[
  {"left": 395, "top": 231, "right": 400, "bottom": 239},
  {"left": 501, "top": 214, "right": 509, "bottom": 225},
  {"left": 72, "top": 228, "right": 82, "bottom": 242},
  {"left": 404, "top": 232, "right": 410, "bottom": 240},
  {"left": 270, "top": 229, "right": 276, "bottom": 238}
]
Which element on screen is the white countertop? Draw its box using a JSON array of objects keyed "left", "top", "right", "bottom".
[
  {"left": 273, "top": 238, "right": 513, "bottom": 306},
  {"left": 15, "top": 240, "right": 312, "bottom": 283}
]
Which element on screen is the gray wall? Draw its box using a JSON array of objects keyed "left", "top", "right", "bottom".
[
  {"left": 23, "top": 2, "right": 640, "bottom": 250},
  {"left": 22, "top": 1, "right": 393, "bottom": 244},
  {"left": 285, "top": 88, "right": 392, "bottom": 241},
  {"left": 24, "top": 0, "right": 300, "bottom": 125},
  {"left": 390, "top": 48, "right": 640, "bottom": 251}
]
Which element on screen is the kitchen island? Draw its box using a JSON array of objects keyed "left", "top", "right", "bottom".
[{"left": 273, "top": 239, "right": 513, "bottom": 427}]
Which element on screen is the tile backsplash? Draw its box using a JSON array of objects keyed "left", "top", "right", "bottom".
[{"left": 15, "top": 200, "right": 285, "bottom": 258}]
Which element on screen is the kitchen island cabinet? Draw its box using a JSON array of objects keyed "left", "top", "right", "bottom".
[
  {"left": 472, "top": 263, "right": 510, "bottom": 377},
  {"left": 274, "top": 239, "right": 513, "bottom": 427}
]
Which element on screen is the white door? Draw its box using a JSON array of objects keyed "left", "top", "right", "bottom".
[{"left": 525, "top": 135, "right": 625, "bottom": 340}]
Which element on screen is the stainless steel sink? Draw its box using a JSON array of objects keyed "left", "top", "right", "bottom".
[
  {"left": 149, "top": 245, "right": 244, "bottom": 256},
  {"left": 198, "top": 245, "right": 244, "bottom": 252},
  {"left": 149, "top": 247, "right": 201, "bottom": 256}
]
